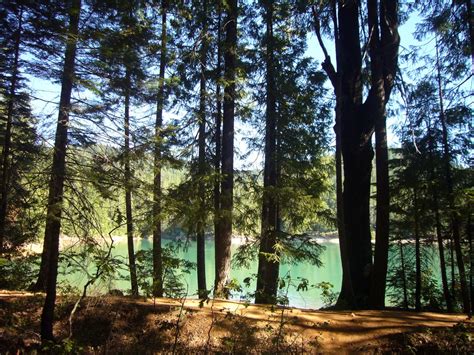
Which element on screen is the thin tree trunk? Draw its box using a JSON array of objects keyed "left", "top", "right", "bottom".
[
  {"left": 414, "top": 188, "right": 421, "bottom": 312},
  {"left": 451, "top": 238, "right": 456, "bottom": 300},
  {"left": 368, "top": 0, "right": 399, "bottom": 309},
  {"left": 124, "top": 68, "right": 138, "bottom": 297},
  {"left": 40, "top": 0, "right": 81, "bottom": 340},
  {"left": 213, "top": 1, "right": 222, "bottom": 261},
  {"left": 427, "top": 124, "right": 452, "bottom": 311},
  {"left": 468, "top": 214, "right": 473, "bottom": 313},
  {"left": 0, "top": 7, "right": 23, "bottom": 254},
  {"left": 433, "top": 191, "right": 453, "bottom": 311},
  {"left": 214, "top": 0, "right": 236, "bottom": 298},
  {"left": 399, "top": 240, "right": 409, "bottom": 309},
  {"left": 153, "top": 0, "right": 167, "bottom": 298},
  {"left": 256, "top": 0, "right": 279, "bottom": 304},
  {"left": 197, "top": 0, "right": 208, "bottom": 299},
  {"left": 435, "top": 37, "right": 471, "bottom": 314},
  {"left": 370, "top": 110, "right": 389, "bottom": 308},
  {"left": 335, "top": 94, "right": 356, "bottom": 308}
]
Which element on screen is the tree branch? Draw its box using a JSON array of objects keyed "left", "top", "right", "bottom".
[{"left": 311, "top": 6, "right": 337, "bottom": 88}]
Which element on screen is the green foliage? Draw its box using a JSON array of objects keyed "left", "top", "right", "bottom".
[
  {"left": 387, "top": 242, "right": 444, "bottom": 311},
  {"left": 0, "top": 254, "right": 38, "bottom": 290},
  {"left": 314, "top": 281, "right": 338, "bottom": 308},
  {"left": 135, "top": 242, "right": 196, "bottom": 298},
  {"left": 41, "top": 339, "right": 83, "bottom": 354}
]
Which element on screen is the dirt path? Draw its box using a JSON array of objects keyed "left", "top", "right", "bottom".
[
  {"left": 166, "top": 298, "right": 471, "bottom": 353},
  {"left": 0, "top": 291, "right": 472, "bottom": 353}
]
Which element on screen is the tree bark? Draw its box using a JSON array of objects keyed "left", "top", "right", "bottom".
[
  {"left": 368, "top": 0, "right": 399, "bottom": 309},
  {"left": 214, "top": 0, "right": 236, "bottom": 298},
  {"left": 153, "top": 0, "right": 167, "bottom": 298},
  {"left": 197, "top": 0, "right": 208, "bottom": 299},
  {"left": 313, "top": 2, "right": 356, "bottom": 308},
  {"left": 124, "top": 68, "right": 138, "bottom": 297},
  {"left": 398, "top": 240, "right": 409, "bottom": 309},
  {"left": 213, "top": 0, "right": 222, "bottom": 268},
  {"left": 435, "top": 37, "right": 471, "bottom": 314},
  {"left": 450, "top": 238, "right": 456, "bottom": 299},
  {"left": 370, "top": 111, "right": 389, "bottom": 308},
  {"left": 414, "top": 188, "right": 422, "bottom": 312},
  {"left": 40, "top": 0, "right": 81, "bottom": 340},
  {"left": 255, "top": 0, "right": 279, "bottom": 304},
  {"left": 0, "top": 6, "right": 23, "bottom": 254},
  {"left": 427, "top": 123, "right": 453, "bottom": 312},
  {"left": 468, "top": 214, "right": 473, "bottom": 313},
  {"left": 338, "top": 0, "right": 375, "bottom": 308},
  {"left": 317, "top": 0, "right": 399, "bottom": 309}
]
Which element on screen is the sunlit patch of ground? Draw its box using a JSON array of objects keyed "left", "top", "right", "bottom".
[{"left": 0, "top": 291, "right": 472, "bottom": 353}]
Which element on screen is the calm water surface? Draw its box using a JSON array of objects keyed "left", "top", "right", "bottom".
[{"left": 60, "top": 238, "right": 440, "bottom": 309}]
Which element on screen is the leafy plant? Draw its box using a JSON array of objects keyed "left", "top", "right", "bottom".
[
  {"left": 135, "top": 242, "right": 196, "bottom": 298},
  {"left": 0, "top": 254, "right": 38, "bottom": 290}
]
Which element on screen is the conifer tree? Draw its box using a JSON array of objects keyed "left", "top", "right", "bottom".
[
  {"left": 254, "top": 0, "right": 332, "bottom": 303},
  {"left": 214, "top": 0, "right": 237, "bottom": 298},
  {"left": 153, "top": 0, "right": 168, "bottom": 298},
  {"left": 196, "top": 0, "right": 209, "bottom": 299},
  {"left": 0, "top": 1, "right": 40, "bottom": 251},
  {"left": 313, "top": 0, "right": 399, "bottom": 308},
  {"left": 40, "top": 0, "right": 81, "bottom": 340}
]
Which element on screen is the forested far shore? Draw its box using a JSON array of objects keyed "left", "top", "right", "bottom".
[{"left": 0, "top": 0, "right": 472, "bottom": 349}]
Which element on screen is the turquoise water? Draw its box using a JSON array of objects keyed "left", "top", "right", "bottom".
[
  {"left": 60, "top": 238, "right": 342, "bottom": 309},
  {"left": 59, "top": 238, "right": 441, "bottom": 309}
]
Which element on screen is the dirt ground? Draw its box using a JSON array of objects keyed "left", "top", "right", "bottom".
[{"left": 0, "top": 290, "right": 472, "bottom": 353}]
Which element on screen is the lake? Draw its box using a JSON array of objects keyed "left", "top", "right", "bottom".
[
  {"left": 59, "top": 238, "right": 342, "bottom": 309},
  {"left": 59, "top": 238, "right": 441, "bottom": 309}
]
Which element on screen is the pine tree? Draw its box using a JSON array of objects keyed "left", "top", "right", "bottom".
[
  {"left": 214, "top": 0, "right": 237, "bottom": 298},
  {"left": 412, "top": 0, "right": 472, "bottom": 312},
  {"left": 0, "top": 1, "right": 41, "bottom": 253},
  {"left": 254, "top": 0, "right": 332, "bottom": 304},
  {"left": 40, "top": 0, "right": 81, "bottom": 340},
  {"left": 152, "top": 0, "right": 168, "bottom": 298}
]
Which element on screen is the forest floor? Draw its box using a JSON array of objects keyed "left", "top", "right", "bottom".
[{"left": 0, "top": 290, "right": 472, "bottom": 354}]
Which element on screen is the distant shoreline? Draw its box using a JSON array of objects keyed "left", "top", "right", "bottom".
[
  {"left": 23, "top": 232, "right": 435, "bottom": 255},
  {"left": 23, "top": 232, "right": 341, "bottom": 254}
]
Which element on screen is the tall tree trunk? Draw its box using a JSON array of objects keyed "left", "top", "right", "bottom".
[
  {"left": 197, "top": 0, "right": 208, "bottom": 299},
  {"left": 433, "top": 185, "right": 453, "bottom": 311},
  {"left": 398, "top": 240, "right": 409, "bottom": 309},
  {"left": 313, "top": 2, "right": 356, "bottom": 308},
  {"left": 0, "top": 7, "right": 23, "bottom": 254},
  {"left": 124, "top": 68, "right": 138, "bottom": 297},
  {"left": 255, "top": 0, "right": 279, "bottom": 304},
  {"left": 450, "top": 238, "right": 456, "bottom": 300},
  {"left": 213, "top": 1, "right": 222, "bottom": 262},
  {"left": 214, "top": 0, "right": 236, "bottom": 298},
  {"left": 40, "top": 0, "right": 81, "bottom": 340},
  {"left": 335, "top": 92, "right": 355, "bottom": 308},
  {"left": 427, "top": 124, "right": 453, "bottom": 311},
  {"left": 435, "top": 37, "right": 471, "bottom": 314},
  {"left": 368, "top": 0, "right": 398, "bottom": 309},
  {"left": 338, "top": 0, "right": 372, "bottom": 308},
  {"left": 468, "top": 214, "right": 473, "bottom": 313},
  {"left": 314, "top": 0, "right": 398, "bottom": 309},
  {"left": 153, "top": 0, "right": 167, "bottom": 298},
  {"left": 414, "top": 188, "right": 422, "bottom": 312},
  {"left": 370, "top": 110, "right": 389, "bottom": 308}
]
